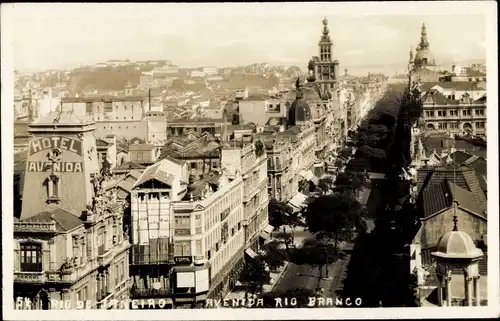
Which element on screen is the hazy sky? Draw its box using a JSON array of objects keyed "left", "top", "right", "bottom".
[{"left": 7, "top": 3, "right": 490, "bottom": 73}]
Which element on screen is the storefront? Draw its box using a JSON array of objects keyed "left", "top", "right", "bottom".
[{"left": 206, "top": 249, "right": 245, "bottom": 301}]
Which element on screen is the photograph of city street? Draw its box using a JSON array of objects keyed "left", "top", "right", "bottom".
[{"left": 4, "top": 2, "right": 494, "bottom": 313}]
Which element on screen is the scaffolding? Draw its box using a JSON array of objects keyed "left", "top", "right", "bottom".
[{"left": 131, "top": 189, "right": 175, "bottom": 265}]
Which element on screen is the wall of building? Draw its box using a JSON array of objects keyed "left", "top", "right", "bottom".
[
  {"left": 94, "top": 121, "right": 148, "bottom": 141},
  {"left": 420, "top": 207, "right": 487, "bottom": 250}
]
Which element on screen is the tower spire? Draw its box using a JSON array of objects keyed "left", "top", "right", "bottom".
[
  {"left": 419, "top": 23, "right": 429, "bottom": 50},
  {"left": 322, "top": 17, "right": 329, "bottom": 36}
]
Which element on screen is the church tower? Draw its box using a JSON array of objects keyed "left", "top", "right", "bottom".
[
  {"left": 413, "top": 23, "right": 436, "bottom": 69},
  {"left": 21, "top": 110, "right": 99, "bottom": 220},
  {"left": 319, "top": 17, "right": 333, "bottom": 62},
  {"left": 310, "top": 18, "right": 340, "bottom": 95}
]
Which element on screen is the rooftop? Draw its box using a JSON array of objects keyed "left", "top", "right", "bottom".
[
  {"left": 20, "top": 206, "right": 83, "bottom": 232},
  {"left": 421, "top": 179, "right": 485, "bottom": 219}
]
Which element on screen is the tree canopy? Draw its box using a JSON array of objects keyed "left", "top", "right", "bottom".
[
  {"left": 260, "top": 240, "right": 288, "bottom": 272},
  {"left": 303, "top": 194, "right": 366, "bottom": 246},
  {"left": 240, "top": 257, "right": 271, "bottom": 296},
  {"left": 268, "top": 198, "right": 294, "bottom": 230}
]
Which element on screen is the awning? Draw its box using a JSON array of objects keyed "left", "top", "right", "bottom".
[
  {"left": 299, "top": 169, "right": 319, "bottom": 185},
  {"left": 245, "top": 248, "right": 258, "bottom": 259},
  {"left": 263, "top": 225, "right": 274, "bottom": 235},
  {"left": 259, "top": 231, "right": 271, "bottom": 241},
  {"left": 288, "top": 192, "right": 308, "bottom": 212}
]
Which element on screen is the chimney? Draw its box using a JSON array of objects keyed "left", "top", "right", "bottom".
[{"left": 148, "top": 88, "right": 151, "bottom": 112}]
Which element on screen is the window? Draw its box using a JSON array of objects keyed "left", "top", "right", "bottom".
[
  {"left": 190, "top": 162, "right": 196, "bottom": 169},
  {"left": 97, "top": 228, "right": 106, "bottom": 255},
  {"left": 475, "top": 109, "right": 484, "bottom": 116},
  {"left": 438, "top": 123, "right": 448, "bottom": 130},
  {"left": 449, "top": 110, "right": 458, "bottom": 117},
  {"left": 20, "top": 243, "right": 42, "bottom": 272},
  {"left": 174, "top": 241, "right": 191, "bottom": 256},
  {"left": 77, "top": 286, "right": 88, "bottom": 302},
  {"left": 103, "top": 102, "right": 113, "bottom": 113},
  {"left": 195, "top": 240, "right": 202, "bottom": 256},
  {"left": 86, "top": 102, "right": 93, "bottom": 115},
  {"left": 425, "top": 110, "right": 435, "bottom": 118},
  {"left": 449, "top": 122, "right": 459, "bottom": 129},
  {"left": 463, "top": 109, "right": 472, "bottom": 116},
  {"left": 475, "top": 122, "right": 485, "bottom": 129},
  {"left": 46, "top": 174, "right": 60, "bottom": 200},
  {"left": 437, "top": 110, "right": 447, "bottom": 117}
]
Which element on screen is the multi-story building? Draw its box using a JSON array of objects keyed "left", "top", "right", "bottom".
[
  {"left": 190, "top": 70, "right": 206, "bottom": 78},
  {"left": 220, "top": 141, "right": 269, "bottom": 256},
  {"left": 237, "top": 94, "right": 287, "bottom": 126},
  {"left": 258, "top": 82, "right": 318, "bottom": 201},
  {"left": 261, "top": 136, "right": 296, "bottom": 202},
  {"left": 139, "top": 72, "right": 154, "bottom": 89},
  {"left": 166, "top": 118, "right": 231, "bottom": 140},
  {"left": 144, "top": 111, "right": 167, "bottom": 142},
  {"left": 282, "top": 78, "right": 329, "bottom": 177},
  {"left": 202, "top": 67, "right": 218, "bottom": 76},
  {"left": 128, "top": 144, "right": 271, "bottom": 308},
  {"left": 13, "top": 110, "right": 130, "bottom": 310},
  {"left": 94, "top": 120, "right": 149, "bottom": 141},
  {"left": 160, "top": 138, "right": 221, "bottom": 178},
  {"left": 416, "top": 83, "right": 486, "bottom": 137},
  {"left": 61, "top": 96, "right": 145, "bottom": 121}
]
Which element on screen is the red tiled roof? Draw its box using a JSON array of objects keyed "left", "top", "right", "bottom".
[{"left": 422, "top": 180, "right": 485, "bottom": 218}]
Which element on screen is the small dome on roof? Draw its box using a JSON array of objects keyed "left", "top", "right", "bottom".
[
  {"left": 289, "top": 99, "right": 311, "bottom": 125},
  {"left": 432, "top": 230, "right": 483, "bottom": 260},
  {"left": 414, "top": 48, "right": 436, "bottom": 67}
]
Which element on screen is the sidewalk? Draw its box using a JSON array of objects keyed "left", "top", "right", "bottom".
[{"left": 224, "top": 226, "right": 307, "bottom": 301}]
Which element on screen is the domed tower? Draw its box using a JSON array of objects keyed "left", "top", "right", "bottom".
[
  {"left": 414, "top": 23, "right": 436, "bottom": 69},
  {"left": 309, "top": 17, "right": 339, "bottom": 94},
  {"left": 287, "top": 77, "right": 312, "bottom": 127},
  {"left": 431, "top": 207, "right": 484, "bottom": 307}
]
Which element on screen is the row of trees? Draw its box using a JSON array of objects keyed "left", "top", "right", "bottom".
[
  {"left": 240, "top": 87, "right": 411, "bottom": 304},
  {"left": 340, "top": 84, "right": 422, "bottom": 307}
]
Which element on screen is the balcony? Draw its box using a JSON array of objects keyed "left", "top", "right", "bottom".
[
  {"left": 14, "top": 271, "right": 46, "bottom": 283},
  {"left": 131, "top": 287, "right": 171, "bottom": 299},
  {"left": 97, "top": 249, "right": 115, "bottom": 267}
]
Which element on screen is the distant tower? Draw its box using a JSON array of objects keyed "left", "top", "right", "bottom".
[
  {"left": 413, "top": 23, "right": 436, "bottom": 69},
  {"left": 319, "top": 17, "right": 332, "bottom": 62},
  {"left": 311, "top": 17, "right": 339, "bottom": 94},
  {"left": 419, "top": 23, "right": 430, "bottom": 51}
]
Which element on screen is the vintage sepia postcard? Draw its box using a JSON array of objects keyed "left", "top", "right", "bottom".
[{"left": 1, "top": 1, "right": 498, "bottom": 320}]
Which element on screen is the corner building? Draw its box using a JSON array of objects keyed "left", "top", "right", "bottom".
[{"left": 13, "top": 110, "right": 131, "bottom": 309}]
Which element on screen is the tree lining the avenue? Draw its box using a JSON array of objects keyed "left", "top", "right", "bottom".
[
  {"left": 248, "top": 84, "right": 420, "bottom": 305},
  {"left": 340, "top": 84, "right": 421, "bottom": 307}
]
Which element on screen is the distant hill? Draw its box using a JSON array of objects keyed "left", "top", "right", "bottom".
[{"left": 67, "top": 66, "right": 142, "bottom": 93}]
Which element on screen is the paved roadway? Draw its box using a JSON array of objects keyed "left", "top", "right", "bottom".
[{"left": 272, "top": 228, "right": 351, "bottom": 302}]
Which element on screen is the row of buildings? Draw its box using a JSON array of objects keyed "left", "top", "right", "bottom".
[
  {"left": 12, "top": 18, "right": 387, "bottom": 309},
  {"left": 405, "top": 24, "right": 488, "bottom": 307}
]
